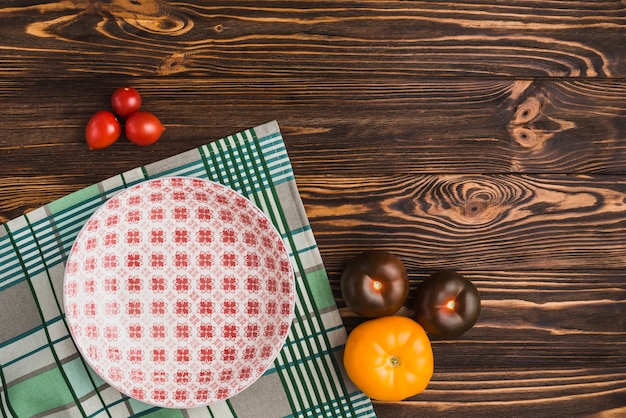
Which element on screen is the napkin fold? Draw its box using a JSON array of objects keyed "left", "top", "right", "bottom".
[{"left": 0, "top": 121, "right": 376, "bottom": 417}]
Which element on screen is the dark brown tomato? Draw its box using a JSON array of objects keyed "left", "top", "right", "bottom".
[
  {"left": 340, "top": 250, "right": 409, "bottom": 318},
  {"left": 413, "top": 270, "right": 480, "bottom": 339}
]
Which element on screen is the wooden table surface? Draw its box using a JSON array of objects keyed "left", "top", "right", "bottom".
[{"left": 1, "top": 1, "right": 625, "bottom": 417}]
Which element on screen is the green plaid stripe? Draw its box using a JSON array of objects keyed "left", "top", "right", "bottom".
[{"left": 0, "top": 121, "right": 376, "bottom": 418}]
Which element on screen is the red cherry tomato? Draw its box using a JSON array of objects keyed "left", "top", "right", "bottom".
[
  {"left": 125, "top": 111, "right": 165, "bottom": 146},
  {"left": 85, "top": 111, "right": 121, "bottom": 150},
  {"left": 111, "top": 87, "right": 142, "bottom": 118}
]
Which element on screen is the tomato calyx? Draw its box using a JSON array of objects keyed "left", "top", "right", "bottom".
[{"left": 388, "top": 355, "right": 402, "bottom": 368}]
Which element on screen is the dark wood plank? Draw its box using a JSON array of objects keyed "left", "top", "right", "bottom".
[
  {"left": 299, "top": 173, "right": 626, "bottom": 271},
  {"left": 374, "top": 369, "right": 626, "bottom": 417},
  {"left": 282, "top": 78, "right": 626, "bottom": 175},
  {"left": 0, "top": 1, "right": 624, "bottom": 78}
]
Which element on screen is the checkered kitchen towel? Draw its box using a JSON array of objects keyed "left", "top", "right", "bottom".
[{"left": 0, "top": 121, "right": 376, "bottom": 417}]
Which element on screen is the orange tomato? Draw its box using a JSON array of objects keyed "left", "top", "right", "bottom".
[{"left": 343, "top": 316, "right": 434, "bottom": 401}]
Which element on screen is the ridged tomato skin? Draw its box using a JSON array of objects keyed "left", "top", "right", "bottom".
[{"left": 343, "top": 316, "right": 434, "bottom": 401}]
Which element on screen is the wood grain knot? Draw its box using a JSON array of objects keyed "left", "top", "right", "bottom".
[
  {"left": 158, "top": 52, "right": 189, "bottom": 75},
  {"left": 512, "top": 97, "right": 542, "bottom": 125},
  {"left": 452, "top": 180, "right": 511, "bottom": 226},
  {"left": 419, "top": 177, "right": 522, "bottom": 228},
  {"left": 124, "top": 15, "right": 193, "bottom": 36},
  {"left": 508, "top": 94, "right": 575, "bottom": 151},
  {"left": 96, "top": 0, "right": 194, "bottom": 36},
  {"left": 510, "top": 125, "right": 554, "bottom": 151}
]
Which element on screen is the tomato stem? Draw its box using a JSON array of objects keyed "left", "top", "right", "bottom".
[{"left": 388, "top": 355, "right": 402, "bottom": 368}]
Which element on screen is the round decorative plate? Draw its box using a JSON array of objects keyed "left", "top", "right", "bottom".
[{"left": 63, "top": 177, "right": 294, "bottom": 408}]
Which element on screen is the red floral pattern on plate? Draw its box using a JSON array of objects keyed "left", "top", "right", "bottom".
[{"left": 64, "top": 177, "right": 294, "bottom": 408}]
